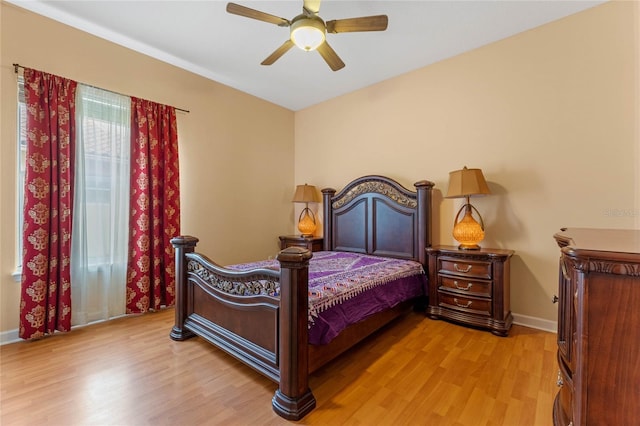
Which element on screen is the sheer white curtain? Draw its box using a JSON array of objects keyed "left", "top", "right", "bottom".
[{"left": 71, "top": 85, "right": 131, "bottom": 325}]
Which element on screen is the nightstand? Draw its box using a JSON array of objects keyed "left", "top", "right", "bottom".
[
  {"left": 426, "top": 245, "right": 514, "bottom": 336},
  {"left": 279, "top": 235, "right": 324, "bottom": 252}
]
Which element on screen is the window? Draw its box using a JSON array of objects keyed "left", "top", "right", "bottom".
[
  {"left": 74, "top": 85, "right": 130, "bottom": 269},
  {"left": 71, "top": 85, "right": 130, "bottom": 323},
  {"left": 17, "top": 79, "right": 131, "bottom": 324}
]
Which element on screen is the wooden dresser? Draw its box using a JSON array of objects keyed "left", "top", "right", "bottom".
[{"left": 553, "top": 228, "right": 640, "bottom": 426}]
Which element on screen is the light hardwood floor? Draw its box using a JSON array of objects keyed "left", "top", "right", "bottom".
[{"left": 1, "top": 308, "right": 557, "bottom": 426}]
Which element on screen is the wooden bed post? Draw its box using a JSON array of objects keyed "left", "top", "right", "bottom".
[
  {"left": 322, "top": 187, "right": 336, "bottom": 251},
  {"left": 169, "top": 235, "right": 199, "bottom": 341},
  {"left": 414, "top": 180, "right": 435, "bottom": 265},
  {"left": 272, "top": 247, "right": 316, "bottom": 420}
]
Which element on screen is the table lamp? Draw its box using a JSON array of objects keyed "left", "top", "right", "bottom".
[
  {"left": 446, "top": 166, "right": 491, "bottom": 250},
  {"left": 292, "top": 184, "right": 320, "bottom": 237}
]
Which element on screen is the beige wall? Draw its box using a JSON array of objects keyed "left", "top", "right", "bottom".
[
  {"left": 1, "top": 1, "right": 638, "bottom": 336},
  {"left": 295, "top": 1, "right": 639, "bottom": 324},
  {"left": 0, "top": 2, "right": 295, "bottom": 334}
]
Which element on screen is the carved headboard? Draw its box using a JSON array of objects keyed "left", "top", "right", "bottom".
[{"left": 321, "top": 175, "right": 434, "bottom": 265}]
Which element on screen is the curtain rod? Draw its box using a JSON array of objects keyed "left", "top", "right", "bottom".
[{"left": 13, "top": 63, "right": 190, "bottom": 114}]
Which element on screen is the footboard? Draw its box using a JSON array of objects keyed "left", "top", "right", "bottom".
[{"left": 170, "top": 236, "right": 316, "bottom": 420}]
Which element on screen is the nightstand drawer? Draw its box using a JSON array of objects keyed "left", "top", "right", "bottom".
[
  {"left": 438, "top": 292, "right": 492, "bottom": 316},
  {"left": 439, "top": 257, "right": 491, "bottom": 279},
  {"left": 439, "top": 276, "right": 492, "bottom": 298},
  {"left": 285, "top": 241, "right": 312, "bottom": 249}
]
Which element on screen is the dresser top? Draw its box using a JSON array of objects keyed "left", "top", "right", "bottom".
[{"left": 554, "top": 228, "right": 640, "bottom": 256}]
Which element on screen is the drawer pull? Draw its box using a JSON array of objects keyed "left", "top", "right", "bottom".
[
  {"left": 453, "top": 263, "right": 472, "bottom": 273},
  {"left": 453, "top": 298, "right": 472, "bottom": 308},
  {"left": 453, "top": 280, "right": 473, "bottom": 291}
]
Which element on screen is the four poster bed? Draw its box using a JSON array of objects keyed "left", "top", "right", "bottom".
[{"left": 170, "top": 175, "right": 434, "bottom": 420}]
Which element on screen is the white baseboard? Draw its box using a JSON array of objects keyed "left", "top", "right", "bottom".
[
  {"left": 1, "top": 312, "right": 558, "bottom": 346},
  {"left": 0, "top": 314, "right": 129, "bottom": 346},
  {"left": 1, "top": 329, "right": 20, "bottom": 345},
  {"left": 513, "top": 313, "right": 557, "bottom": 333}
]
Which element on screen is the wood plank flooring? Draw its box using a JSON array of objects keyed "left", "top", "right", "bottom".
[{"left": 0, "top": 308, "right": 557, "bottom": 426}]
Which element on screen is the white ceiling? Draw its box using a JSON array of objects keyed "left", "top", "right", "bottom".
[{"left": 8, "top": 0, "right": 606, "bottom": 111}]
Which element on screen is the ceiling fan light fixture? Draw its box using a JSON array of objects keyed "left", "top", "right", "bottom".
[
  {"left": 290, "top": 17, "right": 326, "bottom": 51},
  {"left": 226, "top": 2, "right": 389, "bottom": 71}
]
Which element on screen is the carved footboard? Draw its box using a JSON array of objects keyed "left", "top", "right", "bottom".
[{"left": 170, "top": 236, "right": 315, "bottom": 420}]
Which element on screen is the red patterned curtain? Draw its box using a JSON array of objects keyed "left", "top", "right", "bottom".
[
  {"left": 19, "top": 69, "right": 77, "bottom": 339},
  {"left": 126, "top": 98, "right": 180, "bottom": 313}
]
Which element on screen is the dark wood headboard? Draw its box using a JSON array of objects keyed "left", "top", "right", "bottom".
[{"left": 322, "top": 175, "right": 434, "bottom": 265}]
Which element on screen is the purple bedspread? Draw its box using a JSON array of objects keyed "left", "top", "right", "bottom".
[{"left": 227, "top": 251, "right": 427, "bottom": 345}]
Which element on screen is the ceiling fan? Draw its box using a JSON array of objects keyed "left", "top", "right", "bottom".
[{"left": 226, "top": 0, "right": 388, "bottom": 71}]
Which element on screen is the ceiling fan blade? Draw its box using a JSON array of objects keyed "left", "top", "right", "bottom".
[
  {"left": 316, "top": 42, "right": 345, "bottom": 71},
  {"left": 303, "top": 0, "right": 322, "bottom": 15},
  {"left": 261, "top": 40, "right": 295, "bottom": 66},
  {"left": 326, "top": 15, "right": 388, "bottom": 33},
  {"left": 226, "top": 2, "right": 290, "bottom": 26}
]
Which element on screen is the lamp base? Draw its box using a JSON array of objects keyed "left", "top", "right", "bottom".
[
  {"left": 457, "top": 243, "right": 481, "bottom": 250},
  {"left": 297, "top": 207, "right": 317, "bottom": 237},
  {"left": 452, "top": 203, "right": 485, "bottom": 251}
]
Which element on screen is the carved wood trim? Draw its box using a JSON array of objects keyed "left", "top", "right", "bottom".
[
  {"left": 332, "top": 179, "right": 417, "bottom": 209},
  {"left": 187, "top": 259, "right": 280, "bottom": 296},
  {"left": 565, "top": 256, "right": 640, "bottom": 277}
]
